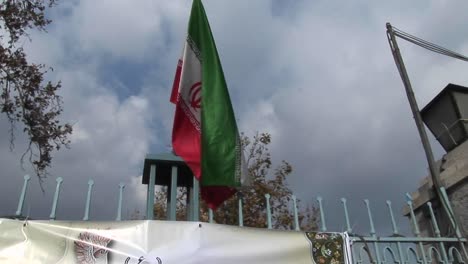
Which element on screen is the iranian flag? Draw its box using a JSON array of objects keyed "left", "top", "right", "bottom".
[{"left": 170, "top": 0, "right": 249, "bottom": 209}]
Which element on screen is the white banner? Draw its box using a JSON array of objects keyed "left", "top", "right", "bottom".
[{"left": 0, "top": 219, "right": 351, "bottom": 264}]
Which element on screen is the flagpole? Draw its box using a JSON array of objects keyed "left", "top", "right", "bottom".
[
  {"left": 386, "top": 23, "right": 442, "bottom": 190},
  {"left": 386, "top": 23, "right": 464, "bottom": 239}
]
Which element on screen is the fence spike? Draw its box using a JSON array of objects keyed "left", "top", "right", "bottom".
[
  {"left": 386, "top": 200, "right": 399, "bottom": 235},
  {"left": 83, "top": 179, "right": 94, "bottom": 221},
  {"left": 15, "top": 175, "right": 31, "bottom": 217},
  {"left": 364, "top": 199, "right": 382, "bottom": 264},
  {"left": 341, "top": 198, "right": 352, "bottom": 233},
  {"left": 317, "top": 196, "right": 327, "bottom": 231},
  {"left": 49, "top": 177, "right": 63, "bottom": 220},
  {"left": 439, "top": 187, "right": 463, "bottom": 238},
  {"left": 406, "top": 200, "right": 420, "bottom": 236},
  {"left": 116, "top": 183, "right": 125, "bottom": 221},
  {"left": 406, "top": 195, "right": 429, "bottom": 264},
  {"left": 385, "top": 200, "right": 406, "bottom": 263},
  {"left": 265, "top": 193, "right": 272, "bottom": 229},
  {"left": 440, "top": 188, "right": 468, "bottom": 260},
  {"left": 426, "top": 202, "right": 440, "bottom": 236},
  {"left": 427, "top": 202, "right": 450, "bottom": 263},
  {"left": 292, "top": 195, "right": 300, "bottom": 231},
  {"left": 364, "top": 199, "right": 376, "bottom": 236}
]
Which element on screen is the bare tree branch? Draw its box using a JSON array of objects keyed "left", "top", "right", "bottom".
[{"left": 0, "top": 0, "right": 72, "bottom": 182}]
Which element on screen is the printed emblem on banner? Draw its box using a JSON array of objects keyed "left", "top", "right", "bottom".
[
  {"left": 306, "top": 232, "right": 345, "bottom": 264},
  {"left": 74, "top": 232, "right": 112, "bottom": 264},
  {"left": 74, "top": 231, "right": 164, "bottom": 264}
]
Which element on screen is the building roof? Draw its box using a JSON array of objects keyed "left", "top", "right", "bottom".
[{"left": 420, "top": 83, "right": 468, "bottom": 115}]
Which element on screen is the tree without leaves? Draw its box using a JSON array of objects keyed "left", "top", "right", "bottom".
[
  {"left": 0, "top": 0, "right": 72, "bottom": 182},
  {"left": 154, "top": 132, "right": 319, "bottom": 231}
]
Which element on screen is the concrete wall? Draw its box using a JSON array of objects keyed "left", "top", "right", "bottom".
[
  {"left": 448, "top": 179, "right": 468, "bottom": 235},
  {"left": 403, "top": 140, "right": 468, "bottom": 237}
]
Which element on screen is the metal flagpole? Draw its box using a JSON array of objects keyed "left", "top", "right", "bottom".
[
  {"left": 386, "top": 23, "right": 466, "bottom": 243},
  {"left": 386, "top": 23, "right": 443, "bottom": 191}
]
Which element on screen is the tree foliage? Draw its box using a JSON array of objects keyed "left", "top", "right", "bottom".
[
  {"left": 0, "top": 0, "right": 72, "bottom": 180},
  {"left": 154, "top": 132, "right": 319, "bottom": 231}
]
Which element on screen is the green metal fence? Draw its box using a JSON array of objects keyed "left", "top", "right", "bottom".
[{"left": 11, "top": 174, "right": 468, "bottom": 264}]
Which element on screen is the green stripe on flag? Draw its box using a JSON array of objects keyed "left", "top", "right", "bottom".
[{"left": 188, "top": 0, "right": 241, "bottom": 187}]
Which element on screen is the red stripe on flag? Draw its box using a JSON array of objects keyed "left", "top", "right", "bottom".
[
  {"left": 170, "top": 59, "right": 183, "bottom": 104},
  {"left": 172, "top": 103, "right": 201, "bottom": 178}
]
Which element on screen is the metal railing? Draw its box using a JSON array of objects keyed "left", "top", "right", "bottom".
[{"left": 11, "top": 175, "right": 468, "bottom": 264}]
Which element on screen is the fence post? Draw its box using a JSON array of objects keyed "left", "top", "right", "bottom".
[
  {"left": 341, "top": 198, "right": 352, "bottom": 233},
  {"left": 427, "top": 202, "right": 449, "bottom": 264},
  {"left": 146, "top": 165, "right": 156, "bottom": 220},
  {"left": 116, "top": 183, "right": 125, "bottom": 221},
  {"left": 439, "top": 187, "right": 463, "bottom": 238},
  {"left": 407, "top": 196, "right": 429, "bottom": 264},
  {"left": 317, "top": 196, "right": 327, "bottom": 232},
  {"left": 364, "top": 199, "right": 382, "bottom": 264},
  {"left": 83, "top": 179, "right": 94, "bottom": 221},
  {"left": 265, "top": 194, "right": 272, "bottom": 229},
  {"left": 49, "top": 177, "right": 63, "bottom": 220},
  {"left": 238, "top": 192, "right": 244, "bottom": 227},
  {"left": 15, "top": 175, "right": 31, "bottom": 217},
  {"left": 168, "top": 166, "right": 178, "bottom": 221},
  {"left": 191, "top": 175, "right": 199, "bottom": 221},
  {"left": 292, "top": 195, "right": 300, "bottom": 231},
  {"left": 208, "top": 208, "right": 214, "bottom": 223},
  {"left": 386, "top": 200, "right": 405, "bottom": 263}
]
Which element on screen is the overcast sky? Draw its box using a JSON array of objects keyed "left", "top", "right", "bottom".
[{"left": 1, "top": 0, "right": 468, "bottom": 235}]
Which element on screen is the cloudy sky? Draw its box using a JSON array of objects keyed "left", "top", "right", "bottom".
[{"left": 1, "top": 0, "right": 468, "bottom": 235}]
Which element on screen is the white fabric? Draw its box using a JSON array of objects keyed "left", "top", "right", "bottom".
[{"left": 0, "top": 219, "right": 351, "bottom": 264}]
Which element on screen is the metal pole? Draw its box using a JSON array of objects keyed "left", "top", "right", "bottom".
[
  {"left": 15, "top": 175, "right": 31, "bottom": 217},
  {"left": 292, "top": 195, "right": 300, "bottom": 231},
  {"left": 238, "top": 192, "right": 243, "bottom": 227},
  {"left": 49, "top": 177, "right": 63, "bottom": 220},
  {"left": 265, "top": 194, "right": 272, "bottom": 229},
  {"left": 386, "top": 23, "right": 443, "bottom": 191},
  {"left": 146, "top": 165, "right": 156, "bottom": 220},
  {"left": 192, "top": 175, "right": 199, "bottom": 221},
  {"left": 168, "top": 166, "right": 178, "bottom": 221},
  {"left": 386, "top": 23, "right": 464, "bottom": 238},
  {"left": 83, "top": 179, "right": 94, "bottom": 221},
  {"left": 116, "top": 183, "right": 125, "bottom": 221}
]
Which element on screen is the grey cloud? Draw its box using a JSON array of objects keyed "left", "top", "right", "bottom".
[{"left": 231, "top": 0, "right": 468, "bottom": 233}]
